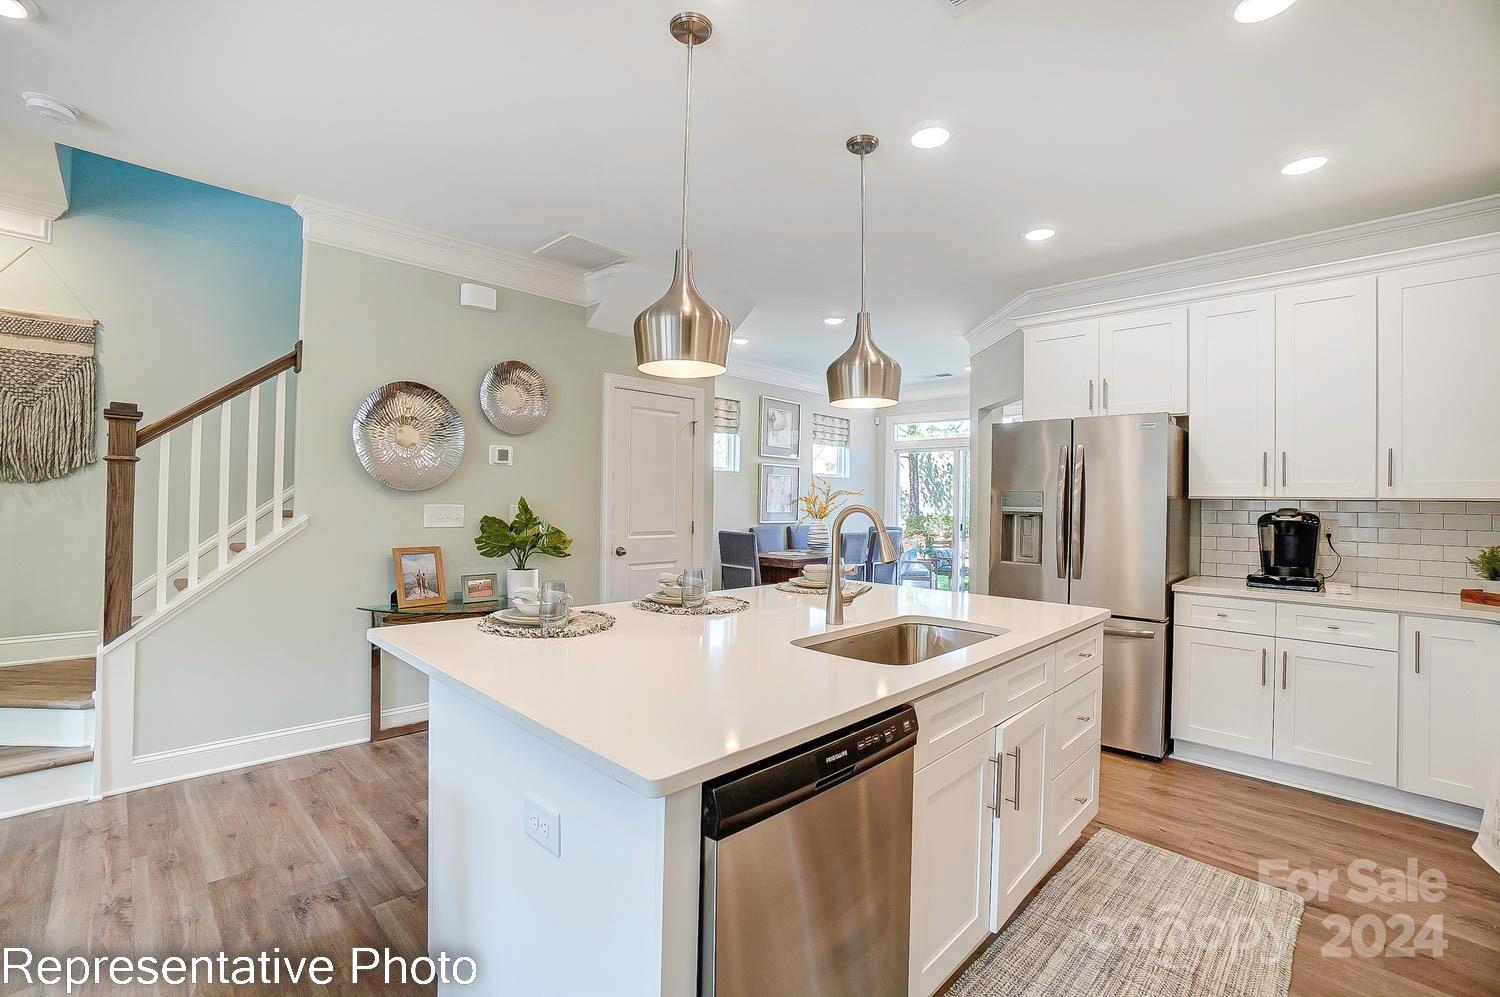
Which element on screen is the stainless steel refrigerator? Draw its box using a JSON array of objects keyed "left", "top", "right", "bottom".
[{"left": 988, "top": 414, "right": 1188, "bottom": 758}]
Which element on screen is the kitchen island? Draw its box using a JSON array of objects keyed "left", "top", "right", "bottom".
[{"left": 370, "top": 583, "right": 1108, "bottom": 996}]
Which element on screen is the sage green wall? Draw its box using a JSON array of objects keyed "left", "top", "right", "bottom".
[{"left": 132, "top": 243, "right": 713, "bottom": 754}]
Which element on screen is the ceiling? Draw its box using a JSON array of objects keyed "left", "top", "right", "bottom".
[{"left": 2, "top": 0, "right": 1498, "bottom": 382}]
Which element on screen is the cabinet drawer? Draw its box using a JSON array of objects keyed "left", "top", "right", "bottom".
[
  {"left": 1051, "top": 625, "right": 1104, "bottom": 689},
  {"left": 913, "top": 667, "right": 1002, "bottom": 771},
  {"left": 1275, "top": 603, "right": 1397, "bottom": 651},
  {"left": 1051, "top": 665, "right": 1104, "bottom": 774},
  {"left": 1046, "top": 744, "right": 1100, "bottom": 864},
  {"left": 1175, "top": 593, "right": 1275, "bottom": 636},
  {"left": 995, "top": 644, "right": 1056, "bottom": 725}
]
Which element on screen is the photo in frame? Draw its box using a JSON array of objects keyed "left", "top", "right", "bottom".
[
  {"left": 459, "top": 571, "right": 499, "bottom": 604},
  {"left": 759, "top": 395, "right": 802, "bottom": 461},
  {"left": 759, "top": 462, "right": 802, "bottom": 524},
  {"left": 392, "top": 546, "right": 447, "bottom": 609}
]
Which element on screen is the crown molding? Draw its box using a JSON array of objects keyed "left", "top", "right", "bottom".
[
  {"left": 723, "top": 358, "right": 825, "bottom": 395},
  {"left": 966, "top": 192, "right": 1500, "bottom": 353},
  {"left": 900, "top": 379, "right": 970, "bottom": 402},
  {"left": 292, "top": 197, "right": 589, "bottom": 307}
]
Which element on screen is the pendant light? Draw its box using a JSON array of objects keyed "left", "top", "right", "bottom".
[
  {"left": 633, "top": 12, "right": 731, "bottom": 379},
  {"left": 827, "top": 134, "right": 901, "bottom": 408}
]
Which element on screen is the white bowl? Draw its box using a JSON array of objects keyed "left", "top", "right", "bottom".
[
  {"left": 510, "top": 588, "right": 541, "bottom": 617},
  {"left": 659, "top": 584, "right": 683, "bottom": 599},
  {"left": 802, "top": 564, "right": 857, "bottom": 583}
]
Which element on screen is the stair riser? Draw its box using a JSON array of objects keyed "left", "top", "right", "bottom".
[
  {"left": 0, "top": 759, "right": 93, "bottom": 820},
  {"left": 0, "top": 706, "right": 94, "bottom": 747}
]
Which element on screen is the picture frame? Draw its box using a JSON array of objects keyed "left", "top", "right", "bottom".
[
  {"left": 759, "top": 462, "right": 802, "bottom": 524},
  {"left": 459, "top": 571, "right": 499, "bottom": 605},
  {"left": 759, "top": 395, "right": 803, "bottom": 461},
  {"left": 392, "top": 546, "right": 447, "bottom": 609}
]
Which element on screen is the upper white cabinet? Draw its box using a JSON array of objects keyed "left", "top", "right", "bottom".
[
  {"left": 1378, "top": 252, "right": 1500, "bottom": 497},
  {"left": 1275, "top": 277, "right": 1377, "bottom": 497},
  {"left": 1098, "top": 307, "right": 1188, "bottom": 416},
  {"left": 1188, "top": 293, "right": 1276, "bottom": 497},
  {"left": 1022, "top": 319, "right": 1098, "bottom": 421},
  {"left": 1399, "top": 616, "right": 1500, "bottom": 808}
]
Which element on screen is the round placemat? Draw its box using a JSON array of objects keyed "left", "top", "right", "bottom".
[
  {"left": 776, "top": 580, "right": 872, "bottom": 601},
  {"left": 631, "top": 595, "right": 750, "bottom": 617},
  {"left": 478, "top": 609, "right": 615, "bottom": 638}
]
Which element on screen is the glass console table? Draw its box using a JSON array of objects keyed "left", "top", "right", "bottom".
[{"left": 359, "top": 599, "right": 502, "bottom": 741}]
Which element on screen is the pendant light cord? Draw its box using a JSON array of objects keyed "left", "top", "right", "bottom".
[
  {"left": 859, "top": 148, "right": 867, "bottom": 314},
  {"left": 681, "top": 36, "right": 694, "bottom": 250}
]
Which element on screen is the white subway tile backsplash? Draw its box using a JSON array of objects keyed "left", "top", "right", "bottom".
[
  {"left": 1443, "top": 514, "right": 1493, "bottom": 531},
  {"left": 1358, "top": 573, "right": 1397, "bottom": 588},
  {"left": 1420, "top": 530, "right": 1467, "bottom": 546},
  {"left": 1359, "top": 543, "right": 1405, "bottom": 558},
  {"left": 1467, "top": 531, "right": 1500, "bottom": 547},
  {"left": 1399, "top": 576, "right": 1446, "bottom": 593},
  {"left": 1336, "top": 527, "right": 1378, "bottom": 542},
  {"left": 1377, "top": 559, "right": 1422, "bottom": 576},
  {"left": 1397, "top": 513, "right": 1443, "bottom": 529},
  {"left": 1338, "top": 501, "right": 1377, "bottom": 513},
  {"left": 1420, "top": 560, "right": 1465, "bottom": 578},
  {"left": 1233, "top": 500, "right": 1268, "bottom": 511},
  {"left": 1398, "top": 545, "right": 1443, "bottom": 560},
  {"left": 1202, "top": 500, "right": 1233, "bottom": 511},
  {"left": 1466, "top": 502, "right": 1500, "bottom": 515},
  {"left": 1217, "top": 511, "right": 1250, "bottom": 525},
  {"left": 1419, "top": 501, "right": 1468, "bottom": 514},
  {"left": 1358, "top": 513, "right": 1400, "bottom": 528},
  {"left": 1377, "top": 528, "right": 1422, "bottom": 543},
  {"left": 1377, "top": 501, "right": 1423, "bottom": 513}
]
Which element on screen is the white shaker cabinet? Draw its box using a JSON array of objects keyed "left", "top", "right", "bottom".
[
  {"left": 1272, "top": 638, "right": 1399, "bottom": 786},
  {"left": 909, "top": 729, "right": 994, "bottom": 997},
  {"left": 1022, "top": 319, "right": 1098, "bottom": 421},
  {"left": 989, "top": 699, "right": 1052, "bottom": 931},
  {"left": 1378, "top": 252, "right": 1500, "bottom": 497},
  {"left": 1188, "top": 294, "right": 1276, "bottom": 497},
  {"left": 1097, "top": 306, "right": 1187, "bottom": 416},
  {"left": 1171, "top": 626, "right": 1275, "bottom": 758},
  {"left": 1399, "top": 616, "right": 1500, "bottom": 808},
  {"left": 1274, "top": 277, "right": 1377, "bottom": 498}
]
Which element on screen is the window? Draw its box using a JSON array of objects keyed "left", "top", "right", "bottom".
[
  {"left": 891, "top": 418, "right": 970, "bottom": 441},
  {"left": 811, "top": 413, "right": 851, "bottom": 478},
  {"left": 712, "top": 396, "right": 741, "bottom": 471}
]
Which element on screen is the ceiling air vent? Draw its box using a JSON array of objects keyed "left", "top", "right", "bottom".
[
  {"left": 532, "top": 233, "right": 631, "bottom": 271},
  {"left": 934, "top": 0, "right": 993, "bottom": 15}
]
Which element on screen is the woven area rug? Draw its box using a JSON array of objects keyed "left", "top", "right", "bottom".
[{"left": 946, "top": 828, "right": 1302, "bottom": 997}]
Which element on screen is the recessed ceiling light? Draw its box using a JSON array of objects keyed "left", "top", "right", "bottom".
[
  {"left": 1229, "top": 0, "right": 1297, "bottom": 23},
  {"left": 1023, "top": 227, "right": 1056, "bottom": 242},
  {"left": 823, "top": 314, "right": 846, "bottom": 326},
  {"left": 21, "top": 92, "right": 77, "bottom": 125},
  {"left": 731, "top": 337, "right": 749, "bottom": 345},
  {"left": 909, "top": 125, "right": 951, "bottom": 150},
  {"left": 0, "top": 0, "right": 37, "bottom": 19},
  {"left": 1280, "top": 154, "right": 1328, "bottom": 176}
]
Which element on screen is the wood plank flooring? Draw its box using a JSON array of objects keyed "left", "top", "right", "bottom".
[
  {"left": 0, "top": 658, "right": 95, "bottom": 709},
  {"left": 1, "top": 738, "right": 1495, "bottom": 995},
  {"left": 0, "top": 745, "right": 93, "bottom": 779}
]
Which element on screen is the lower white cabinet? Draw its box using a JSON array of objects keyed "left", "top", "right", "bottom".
[
  {"left": 909, "top": 729, "right": 994, "bottom": 997},
  {"left": 1272, "top": 638, "right": 1398, "bottom": 785},
  {"left": 989, "top": 699, "right": 1051, "bottom": 931},
  {"left": 1046, "top": 745, "right": 1100, "bottom": 865},
  {"left": 1171, "top": 627, "right": 1275, "bottom": 758},
  {"left": 1399, "top": 616, "right": 1500, "bottom": 807}
]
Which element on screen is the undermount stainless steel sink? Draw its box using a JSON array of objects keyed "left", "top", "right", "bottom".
[{"left": 795, "top": 620, "right": 1002, "bottom": 666}]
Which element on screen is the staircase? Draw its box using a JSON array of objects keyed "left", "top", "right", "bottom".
[{"left": 0, "top": 658, "right": 96, "bottom": 818}]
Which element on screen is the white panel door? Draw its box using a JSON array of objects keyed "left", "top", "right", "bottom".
[
  {"left": 1187, "top": 294, "right": 1276, "bottom": 497},
  {"left": 1170, "top": 626, "right": 1275, "bottom": 757},
  {"left": 1022, "top": 319, "right": 1098, "bottom": 421},
  {"left": 1097, "top": 306, "right": 1188, "bottom": 415},
  {"left": 1378, "top": 252, "right": 1500, "bottom": 497},
  {"left": 605, "top": 385, "right": 696, "bottom": 602},
  {"left": 910, "top": 730, "right": 994, "bottom": 997},
  {"left": 1275, "top": 277, "right": 1377, "bottom": 498},
  {"left": 1273, "top": 638, "right": 1399, "bottom": 786},
  {"left": 989, "top": 698, "right": 1051, "bottom": 931},
  {"left": 1399, "top": 616, "right": 1500, "bottom": 808}
]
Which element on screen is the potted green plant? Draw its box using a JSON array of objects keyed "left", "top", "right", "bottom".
[
  {"left": 475, "top": 497, "right": 573, "bottom": 596},
  {"left": 1468, "top": 545, "right": 1500, "bottom": 595}
]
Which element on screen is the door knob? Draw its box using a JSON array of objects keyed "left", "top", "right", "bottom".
[{"left": 614, "top": 546, "right": 628, "bottom": 557}]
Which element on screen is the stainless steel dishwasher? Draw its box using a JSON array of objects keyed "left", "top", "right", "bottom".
[{"left": 700, "top": 706, "right": 918, "bottom": 997}]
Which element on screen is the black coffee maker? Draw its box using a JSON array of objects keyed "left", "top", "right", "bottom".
[{"left": 1247, "top": 508, "right": 1323, "bottom": 591}]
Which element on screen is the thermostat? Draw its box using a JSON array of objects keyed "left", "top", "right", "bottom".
[{"left": 489, "top": 444, "right": 514, "bottom": 466}]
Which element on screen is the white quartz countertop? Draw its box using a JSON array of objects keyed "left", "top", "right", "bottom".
[
  {"left": 370, "top": 584, "right": 1107, "bottom": 798},
  {"left": 1174, "top": 575, "right": 1500, "bottom": 624}
]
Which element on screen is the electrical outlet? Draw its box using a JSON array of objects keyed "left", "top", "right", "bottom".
[
  {"left": 523, "top": 793, "right": 560, "bottom": 857},
  {"left": 423, "top": 504, "right": 465, "bottom": 528}
]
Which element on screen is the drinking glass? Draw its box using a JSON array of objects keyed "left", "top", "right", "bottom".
[
  {"left": 680, "top": 569, "right": 707, "bottom": 609},
  {"left": 539, "top": 581, "right": 573, "bottom": 627}
]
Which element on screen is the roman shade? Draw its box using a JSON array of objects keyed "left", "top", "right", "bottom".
[
  {"left": 811, "top": 413, "right": 850, "bottom": 446},
  {"left": 713, "top": 396, "right": 741, "bottom": 432}
]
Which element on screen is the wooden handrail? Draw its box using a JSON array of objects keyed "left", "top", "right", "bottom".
[{"left": 138, "top": 341, "right": 301, "bottom": 447}]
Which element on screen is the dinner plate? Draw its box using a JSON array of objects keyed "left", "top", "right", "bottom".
[
  {"left": 494, "top": 608, "right": 575, "bottom": 626},
  {"left": 647, "top": 592, "right": 684, "bottom": 605}
]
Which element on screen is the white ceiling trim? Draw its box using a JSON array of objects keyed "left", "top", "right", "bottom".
[
  {"left": 293, "top": 197, "right": 589, "bottom": 307},
  {"left": 965, "top": 193, "right": 1500, "bottom": 354},
  {"left": 724, "top": 358, "right": 825, "bottom": 395},
  {"left": 901, "top": 379, "right": 971, "bottom": 402}
]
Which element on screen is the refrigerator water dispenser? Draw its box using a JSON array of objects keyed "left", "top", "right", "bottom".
[{"left": 998, "top": 491, "right": 1044, "bottom": 565}]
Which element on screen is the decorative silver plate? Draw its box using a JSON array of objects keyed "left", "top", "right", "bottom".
[
  {"left": 351, "top": 381, "right": 465, "bottom": 491},
  {"left": 480, "top": 361, "right": 550, "bottom": 435}
]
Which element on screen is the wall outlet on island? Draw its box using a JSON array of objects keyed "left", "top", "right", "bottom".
[
  {"left": 423, "top": 504, "right": 465, "bottom": 528},
  {"left": 524, "top": 792, "right": 561, "bottom": 858}
]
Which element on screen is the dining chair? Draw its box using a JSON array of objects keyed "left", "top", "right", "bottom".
[
  {"left": 867, "top": 527, "right": 904, "bottom": 584},
  {"left": 788, "top": 524, "right": 812, "bottom": 550},
  {"left": 839, "top": 532, "right": 870, "bottom": 581},
  {"left": 751, "top": 524, "right": 788, "bottom": 553},
  {"left": 719, "top": 530, "right": 760, "bottom": 588}
]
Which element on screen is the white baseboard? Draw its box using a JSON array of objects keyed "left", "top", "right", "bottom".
[
  {"left": 0, "top": 758, "right": 93, "bottom": 821},
  {"left": 0, "top": 630, "right": 98, "bottom": 666},
  {"left": 1171, "top": 740, "right": 1482, "bottom": 832},
  {"left": 0, "top": 706, "right": 93, "bottom": 747}
]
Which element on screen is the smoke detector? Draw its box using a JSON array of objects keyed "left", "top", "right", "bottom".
[{"left": 22, "top": 92, "right": 77, "bottom": 125}]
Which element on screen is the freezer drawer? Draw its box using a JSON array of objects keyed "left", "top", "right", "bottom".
[{"left": 1100, "top": 618, "right": 1171, "bottom": 758}]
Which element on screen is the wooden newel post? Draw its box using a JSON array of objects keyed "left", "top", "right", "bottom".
[{"left": 102, "top": 402, "right": 144, "bottom": 645}]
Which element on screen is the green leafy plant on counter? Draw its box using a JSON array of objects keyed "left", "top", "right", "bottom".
[
  {"left": 1468, "top": 545, "right": 1500, "bottom": 581},
  {"left": 475, "top": 496, "right": 573, "bottom": 569}
]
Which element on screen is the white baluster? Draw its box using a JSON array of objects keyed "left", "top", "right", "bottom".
[
  {"left": 155, "top": 433, "right": 171, "bottom": 612},
  {"left": 245, "top": 385, "right": 259, "bottom": 552},
  {"left": 187, "top": 417, "right": 202, "bottom": 590},
  {"left": 218, "top": 401, "right": 231, "bottom": 569},
  {"left": 273, "top": 371, "right": 287, "bottom": 532}
]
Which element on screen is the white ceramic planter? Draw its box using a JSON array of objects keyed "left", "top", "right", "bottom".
[
  {"left": 1481, "top": 578, "right": 1500, "bottom": 595},
  {"left": 507, "top": 567, "right": 540, "bottom": 597}
]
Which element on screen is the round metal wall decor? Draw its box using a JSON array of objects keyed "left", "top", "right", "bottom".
[
  {"left": 351, "top": 381, "right": 465, "bottom": 491},
  {"left": 480, "top": 360, "right": 550, "bottom": 435}
]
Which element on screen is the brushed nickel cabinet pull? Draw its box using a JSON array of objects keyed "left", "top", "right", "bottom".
[
  {"left": 1414, "top": 631, "right": 1421, "bottom": 674},
  {"left": 1077, "top": 715, "right": 1092, "bottom": 723},
  {"left": 987, "top": 755, "right": 1001, "bottom": 812},
  {"left": 1073, "top": 796, "right": 1089, "bottom": 805},
  {"left": 1388, "top": 448, "right": 1394, "bottom": 487},
  {"left": 1282, "top": 650, "right": 1288, "bottom": 690},
  {"left": 1263, "top": 451, "right": 1269, "bottom": 488},
  {"left": 1282, "top": 451, "right": 1288, "bottom": 488},
  {"left": 1006, "top": 747, "right": 1022, "bottom": 811},
  {"left": 1102, "top": 378, "right": 1110, "bottom": 412},
  {"left": 1088, "top": 379, "right": 1094, "bottom": 413},
  {"left": 1261, "top": 647, "right": 1267, "bottom": 687}
]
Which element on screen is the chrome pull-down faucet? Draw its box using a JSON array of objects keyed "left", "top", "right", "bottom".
[{"left": 825, "top": 504, "right": 899, "bottom": 625}]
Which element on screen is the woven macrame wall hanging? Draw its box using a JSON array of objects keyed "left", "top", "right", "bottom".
[{"left": 0, "top": 309, "right": 99, "bottom": 483}]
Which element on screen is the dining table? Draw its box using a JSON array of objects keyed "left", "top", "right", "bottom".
[{"left": 758, "top": 549, "right": 829, "bottom": 585}]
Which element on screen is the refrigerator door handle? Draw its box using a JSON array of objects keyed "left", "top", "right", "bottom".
[
  {"left": 1070, "top": 444, "right": 1086, "bottom": 580},
  {"left": 1056, "top": 443, "right": 1070, "bottom": 579}
]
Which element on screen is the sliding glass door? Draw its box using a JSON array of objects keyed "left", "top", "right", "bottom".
[{"left": 889, "top": 418, "right": 971, "bottom": 591}]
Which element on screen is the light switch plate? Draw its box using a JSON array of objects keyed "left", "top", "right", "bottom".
[
  {"left": 423, "top": 503, "right": 465, "bottom": 528},
  {"left": 523, "top": 792, "right": 560, "bottom": 857}
]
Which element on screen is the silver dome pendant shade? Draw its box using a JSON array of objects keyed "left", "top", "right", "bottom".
[
  {"left": 634, "top": 12, "right": 731, "bottom": 379},
  {"left": 827, "top": 134, "right": 901, "bottom": 408}
]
